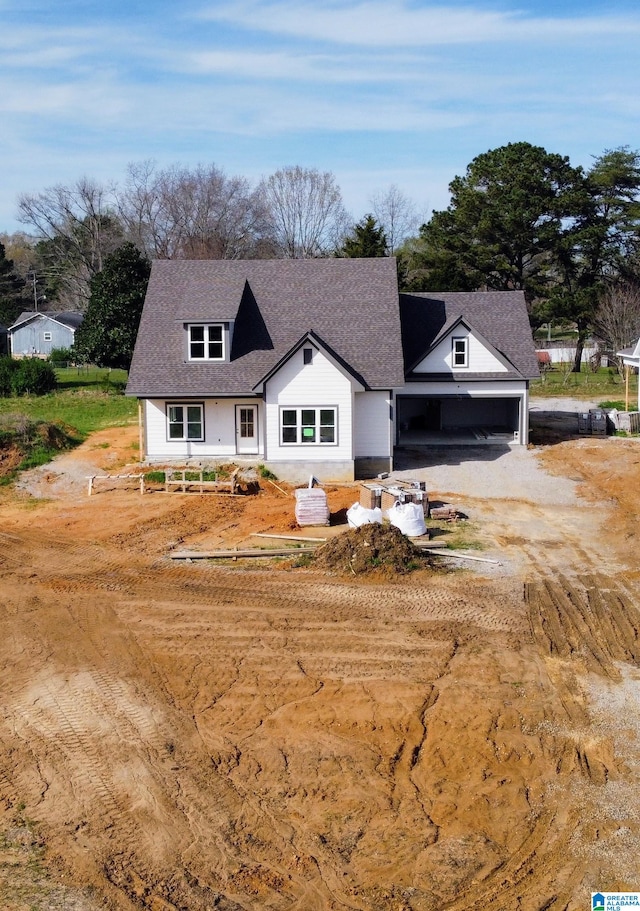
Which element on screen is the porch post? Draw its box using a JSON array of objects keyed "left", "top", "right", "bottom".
[{"left": 138, "top": 400, "right": 145, "bottom": 461}]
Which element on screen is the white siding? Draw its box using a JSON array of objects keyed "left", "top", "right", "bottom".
[
  {"left": 264, "top": 347, "right": 356, "bottom": 462},
  {"left": 144, "top": 398, "right": 263, "bottom": 461},
  {"left": 414, "top": 327, "right": 508, "bottom": 374},
  {"left": 354, "top": 391, "right": 392, "bottom": 458},
  {"left": 397, "top": 379, "right": 527, "bottom": 397}
]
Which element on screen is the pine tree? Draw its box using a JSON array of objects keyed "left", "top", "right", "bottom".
[{"left": 337, "top": 215, "right": 388, "bottom": 258}]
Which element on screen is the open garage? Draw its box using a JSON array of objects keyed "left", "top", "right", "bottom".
[{"left": 396, "top": 391, "right": 525, "bottom": 445}]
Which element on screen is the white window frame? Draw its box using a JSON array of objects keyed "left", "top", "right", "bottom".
[
  {"left": 452, "top": 337, "right": 469, "bottom": 368},
  {"left": 166, "top": 402, "right": 204, "bottom": 442},
  {"left": 188, "top": 324, "right": 225, "bottom": 361},
  {"left": 43, "top": 331, "right": 53, "bottom": 342},
  {"left": 280, "top": 407, "right": 337, "bottom": 445}
]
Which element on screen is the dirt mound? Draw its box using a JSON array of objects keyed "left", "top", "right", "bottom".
[
  {"left": 0, "top": 416, "right": 76, "bottom": 478},
  {"left": 0, "top": 443, "right": 22, "bottom": 477},
  {"left": 313, "top": 521, "right": 427, "bottom": 575}
]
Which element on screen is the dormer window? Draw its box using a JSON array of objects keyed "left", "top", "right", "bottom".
[
  {"left": 189, "top": 324, "right": 225, "bottom": 361},
  {"left": 452, "top": 337, "right": 468, "bottom": 368}
]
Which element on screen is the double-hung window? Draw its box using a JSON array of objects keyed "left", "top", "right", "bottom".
[
  {"left": 188, "top": 324, "right": 224, "bottom": 360},
  {"left": 452, "top": 337, "right": 469, "bottom": 368},
  {"left": 167, "top": 403, "right": 204, "bottom": 441},
  {"left": 281, "top": 407, "right": 336, "bottom": 445}
]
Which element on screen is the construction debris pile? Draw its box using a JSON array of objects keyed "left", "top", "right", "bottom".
[{"left": 312, "top": 523, "right": 428, "bottom": 576}]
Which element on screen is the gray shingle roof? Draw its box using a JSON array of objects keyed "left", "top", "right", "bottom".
[
  {"left": 9, "top": 311, "right": 83, "bottom": 330},
  {"left": 126, "top": 258, "right": 405, "bottom": 397},
  {"left": 399, "top": 291, "right": 540, "bottom": 380}
]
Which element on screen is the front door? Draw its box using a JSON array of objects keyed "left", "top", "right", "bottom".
[{"left": 236, "top": 405, "right": 258, "bottom": 453}]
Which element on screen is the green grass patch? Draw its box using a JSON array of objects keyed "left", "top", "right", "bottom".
[
  {"left": 427, "top": 519, "right": 482, "bottom": 551},
  {"left": 54, "top": 365, "right": 129, "bottom": 391},
  {"left": 598, "top": 400, "right": 632, "bottom": 411},
  {"left": 531, "top": 365, "right": 637, "bottom": 400},
  {"left": 144, "top": 470, "right": 166, "bottom": 484},
  {"left": 0, "top": 370, "right": 136, "bottom": 483},
  {"left": 0, "top": 388, "right": 136, "bottom": 438}
]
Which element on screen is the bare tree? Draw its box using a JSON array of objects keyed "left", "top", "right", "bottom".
[
  {"left": 17, "top": 178, "right": 123, "bottom": 309},
  {"left": 116, "top": 160, "right": 172, "bottom": 259},
  {"left": 117, "top": 161, "right": 272, "bottom": 260},
  {"left": 0, "top": 232, "right": 39, "bottom": 283},
  {"left": 370, "top": 184, "right": 422, "bottom": 254},
  {"left": 594, "top": 281, "right": 640, "bottom": 374},
  {"left": 259, "top": 166, "right": 350, "bottom": 258}
]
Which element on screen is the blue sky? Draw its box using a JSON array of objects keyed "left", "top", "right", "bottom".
[{"left": 1, "top": 0, "right": 639, "bottom": 234}]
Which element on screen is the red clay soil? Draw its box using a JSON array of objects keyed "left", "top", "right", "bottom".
[{"left": 1, "top": 425, "right": 640, "bottom": 910}]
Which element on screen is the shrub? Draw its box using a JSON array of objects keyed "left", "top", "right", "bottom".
[
  {"left": 0, "top": 357, "right": 19, "bottom": 396},
  {"left": 49, "top": 347, "right": 74, "bottom": 366},
  {"left": 11, "top": 359, "right": 58, "bottom": 396}
]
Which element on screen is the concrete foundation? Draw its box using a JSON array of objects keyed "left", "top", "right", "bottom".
[{"left": 354, "top": 456, "right": 394, "bottom": 480}]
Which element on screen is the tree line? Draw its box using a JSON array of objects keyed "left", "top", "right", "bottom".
[{"left": 1, "top": 144, "right": 640, "bottom": 371}]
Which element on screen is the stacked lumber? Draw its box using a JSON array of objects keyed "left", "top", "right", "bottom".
[{"left": 294, "top": 488, "right": 330, "bottom": 526}]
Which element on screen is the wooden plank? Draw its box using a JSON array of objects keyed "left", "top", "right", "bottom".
[
  {"left": 419, "top": 548, "right": 501, "bottom": 564},
  {"left": 86, "top": 474, "right": 144, "bottom": 495},
  {"left": 251, "top": 533, "right": 327, "bottom": 543},
  {"left": 170, "top": 546, "right": 318, "bottom": 560}
]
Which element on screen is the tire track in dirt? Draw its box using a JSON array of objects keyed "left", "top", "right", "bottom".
[
  {"left": 3, "top": 455, "right": 640, "bottom": 910},
  {"left": 1, "top": 608, "right": 271, "bottom": 910}
]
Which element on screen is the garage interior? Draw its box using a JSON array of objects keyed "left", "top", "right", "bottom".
[{"left": 396, "top": 394, "right": 522, "bottom": 445}]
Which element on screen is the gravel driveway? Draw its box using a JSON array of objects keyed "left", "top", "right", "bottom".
[{"left": 392, "top": 396, "right": 601, "bottom": 505}]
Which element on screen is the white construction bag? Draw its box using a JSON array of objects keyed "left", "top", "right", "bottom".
[
  {"left": 387, "top": 501, "right": 427, "bottom": 537},
  {"left": 346, "top": 502, "right": 383, "bottom": 528}
]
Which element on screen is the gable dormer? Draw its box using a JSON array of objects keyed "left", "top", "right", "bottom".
[{"left": 410, "top": 318, "right": 511, "bottom": 376}]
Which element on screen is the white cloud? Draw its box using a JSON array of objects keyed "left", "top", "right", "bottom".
[
  {"left": 188, "top": 49, "right": 370, "bottom": 81},
  {"left": 0, "top": 0, "right": 637, "bottom": 233},
  {"left": 197, "top": 0, "right": 640, "bottom": 47}
]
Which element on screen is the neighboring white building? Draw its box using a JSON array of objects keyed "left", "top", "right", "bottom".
[
  {"left": 9, "top": 311, "right": 83, "bottom": 357},
  {"left": 617, "top": 338, "right": 640, "bottom": 412},
  {"left": 126, "top": 259, "right": 539, "bottom": 483}
]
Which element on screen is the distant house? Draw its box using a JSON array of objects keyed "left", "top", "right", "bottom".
[
  {"left": 617, "top": 337, "right": 640, "bottom": 411},
  {"left": 126, "top": 259, "right": 539, "bottom": 482},
  {"left": 8, "top": 311, "right": 83, "bottom": 358}
]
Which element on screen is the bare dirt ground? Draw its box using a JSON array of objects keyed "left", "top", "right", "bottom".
[{"left": 1, "top": 409, "right": 640, "bottom": 911}]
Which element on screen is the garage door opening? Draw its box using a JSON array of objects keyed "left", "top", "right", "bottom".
[{"left": 396, "top": 395, "right": 521, "bottom": 445}]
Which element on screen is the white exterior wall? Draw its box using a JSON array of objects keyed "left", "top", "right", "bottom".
[
  {"left": 401, "top": 379, "right": 527, "bottom": 397},
  {"left": 144, "top": 397, "right": 263, "bottom": 461},
  {"left": 415, "top": 328, "right": 508, "bottom": 374},
  {"left": 264, "top": 347, "right": 356, "bottom": 462},
  {"left": 354, "top": 391, "right": 392, "bottom": 458}
]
